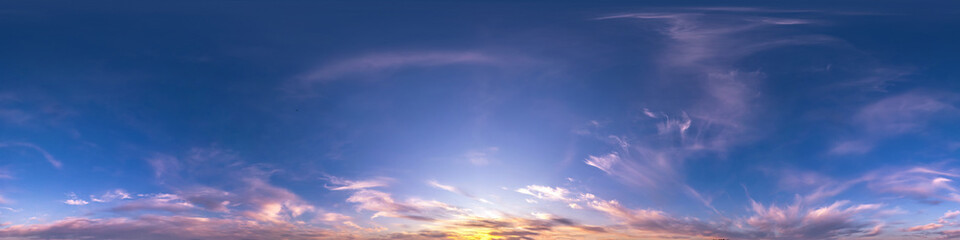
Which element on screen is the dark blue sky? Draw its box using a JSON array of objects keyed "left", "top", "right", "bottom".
[{"left": 2, "top": 1, "right": 960, "bottom": 239}]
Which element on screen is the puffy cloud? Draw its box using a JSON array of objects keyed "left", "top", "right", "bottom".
[
  {"left": 237, "top": 177, "right": 317, "bottom": 223},
  {"left": 64, "top": 193, "right": 88, "bottom": 206},
  {"left": 64, "top": 199, "right": 89, "bottom": 206}
]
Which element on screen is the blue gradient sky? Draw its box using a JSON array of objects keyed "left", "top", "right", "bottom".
[{"left": 2, "top": 1, "right": 960, "bottom": 239}]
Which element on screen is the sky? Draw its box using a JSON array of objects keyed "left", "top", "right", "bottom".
[{"left": 1, "top": 1, "right": 960, "bottom": 239}]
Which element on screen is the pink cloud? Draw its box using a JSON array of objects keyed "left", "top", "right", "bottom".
[{"left": 0, "top": 216, "right": 341, "bottom": 240}]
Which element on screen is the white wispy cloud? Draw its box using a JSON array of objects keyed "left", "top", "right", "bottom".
[
  {"left": 831, "top": 91, "right": 958, "bottom": 155},
  {"left": 326, "top": 177, "right": 391, "bottom": 191},
  {"left": 91, "top": 189, "right": 133, "bottom": 203},
  {"left": 294, "top": 51, "right": 501, "bottom": 88},
  {"left": 427, "top": 180, "right": 490, "bottom": 204},
  {"left": 136, "top": 146, "right": 327, "bottom": 225},
  {"left": 0, "top": 142, "right": 62, "bottom": 168},
  {"left": 861, "top": 166, "right": 960, "bottom": 204},
  {"left": 516, "top": 185, "right": 573, "bottom": 202},
  {"left": 582, "top": 10, "right": 835, "bottom": 210},
  {"left": 464, "top": 147, "right": 498, "bottom": 166}
]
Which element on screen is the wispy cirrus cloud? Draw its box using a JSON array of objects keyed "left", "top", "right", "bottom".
[
  {"left": 326, "top": 176, "right": 391, "bottom": 191},
  {"left": 861, "top": 166, "right": 960, "bottom": 204},
  {"left": 141, "top": 147, "right": 326, "bottom": 223},
  {"left": 582, "top": 10, "right": 837, "bottom": 210},
  {"left": 427, "top": 180, "right": 491, "bottom": 204},
  {"left": 513, "top": 183, "right": 886, "bottom": 239},
  {"left": 0, "top": 142, "right": 62, "bottom": 168},
  {"left": 91, "top": 189, "right": 132, "bottom": 203},
  {"left": 745, "top": 199, "right": 882, "bottom": 239},
  {"left": 110, "top": 193, "right": 194, "bottom": 213},
  {"left": 345, "top": 189, "right": 466, "bottom": 222},
  {"left": 297, "top": 51, "right": 497, "bottom": 84},
  {"left": 831, "top": 91, "right": 958, "bottom": 155},
  {"left": 326, "top": 176, "right": 468, "bottom": 222}
]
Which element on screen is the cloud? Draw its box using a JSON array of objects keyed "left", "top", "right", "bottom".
[
  {"left": 582, "top": 10, "right": 833, "bottom": 208},
  {"left": 0, "top": 216, "right": 340, "bottom": 240},
  {"left": 745, "top": 199, "right": 881, "bottom": 239},
  {"left": 0, "top": 142, "right": 62, "bottom": 168},
  {"left": 146, "top": 154, "right": 179, "bottom": 178},
  {"left": 426, "top": 215, "right": 611, "bottom": 240},
  {"left": 832, "top": 91, "right": 959, "bottom": 155},
  {"left": 588, "top": 12, "right": 914, "bottom": 220},
  {"left": 516, "top": 185, "right": 573, "bottom": 202},
  {"left": 465, "top": 147, "right": 498, "bottom": 166},
  {"left": 326, "top": 177, "right": 391, "bottom": 191},
  {"left": 905, "top": 223, "right": 944, "bottom": 232},
  {"left": 828, "top": 140, "right": 874, "bottom": 155},
  {"left": 0, "top": 109, "right": 32, "bottom": 125},
  {"left": 110, "top": 194, "right": 194, "bottom": 213},
  {"left": 64, "top": 193, "right": 88, "bottom": 206},
  {"left": 296, "top": 51, "right": 498, "bottom": 85},
  {"left": 854, "top": 91, "right": 956, "bottom": 135},
  {"left": 940, "top": 230, "right": 960, "bottom": 239},
  {"left": 64, "top": 199, "right": 89, "bottom": 206},
  {"left": 584, "top": 153, "right": 619, "bottom": 176},
  {"left": 345, "top": 189, "right": 464, "bottom": 222},
  {"left": 237, "top": 176, "right": 318, "bottom": 223},
  {"left": 0, "top": 168, "right": 12, "bottom": 179},
  {"left": 862, "top": 167, "right": 960, "bottom": 204},
  {"left": 511, "top": 184, "right": 884, "bottom": 239},
  {"left": 944, "top": 210, "right": 960, "bottom": 220},
  {"left": 142, "top": 146, "right": 324, "bottom": 223},
  {"left": 427, "top": 180, "right": 490, "bottom": 203},
  {"left": 91, "top": 189, "right": 133, "bottom": 203}
]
